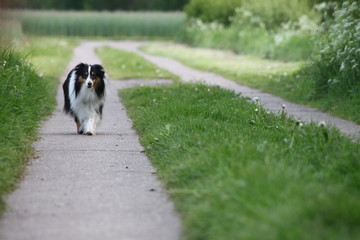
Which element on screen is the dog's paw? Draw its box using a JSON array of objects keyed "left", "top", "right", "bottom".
[
  {"left": 86, "top": 131, "right": 95, "bottom": 136},
  {"left": 77, "top": 130, "right": 84, "bottom": 134}
]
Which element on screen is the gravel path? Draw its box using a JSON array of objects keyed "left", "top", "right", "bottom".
[{"left": 0, "top": 42, "right": 181, "bottom": 240}]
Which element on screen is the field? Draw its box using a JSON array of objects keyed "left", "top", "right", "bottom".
[{"left": 4, "top": 10, "right": 185, "bottom": 38}]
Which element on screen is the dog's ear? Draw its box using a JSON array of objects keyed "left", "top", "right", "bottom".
[
  {"left": 92, "top": 64, "right": 105, "bottom": 77},
  {"left": 74, "top": 63, "right": 87, "bottom": 71}
]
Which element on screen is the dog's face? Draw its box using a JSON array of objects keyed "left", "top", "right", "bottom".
[{"left": 74, "top": 63, "right": 105, "bottom": 89}]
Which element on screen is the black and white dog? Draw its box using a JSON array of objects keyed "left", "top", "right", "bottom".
[{"left": 63, "top": 63, "right": 107, "bottom": 135}]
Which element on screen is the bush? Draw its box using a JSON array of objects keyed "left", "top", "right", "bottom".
[
  {"left": 184, "top": 0, "right": 242, "bottom": 25},
  {"left": 185, "top": 0, "right": 317, "bottom": 29},
  {"left": 308, "top": 1, "right": 360, "bottom": 96}
]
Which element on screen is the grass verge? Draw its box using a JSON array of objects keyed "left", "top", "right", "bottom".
[
  {"left": 141, "top": 42, "right": 359, "bottom": 124},
  {"left": 96, "top": 46, "right": 178, "bottom": 80},
  {"left": 120, "top": 83, "right": 360, "bottom": 240},
  {"left": 0, "top": 37, "right": 75, "bottom": 214}
]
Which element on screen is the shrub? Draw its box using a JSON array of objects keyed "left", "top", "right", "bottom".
[
  {"left": 308, "top": 1, "right": 360, "bottom": 96},
  {"left": 184, "top": 0, "right": 242, "bottom": 25},
  {"left": 185, "top": 0, "right": 317, "bottom": 29}
]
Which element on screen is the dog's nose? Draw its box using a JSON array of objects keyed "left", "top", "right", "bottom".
[{"left": 87, "top": 82, "right": 92, "bottom": 88}]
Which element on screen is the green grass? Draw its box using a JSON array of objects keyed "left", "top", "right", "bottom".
[
  {"left": 141, "top": 42, "right": 360, "bottom": 124},
  {"left": 0, "top": 37, "right": 75, "bottom": 214},
  {"left": 96, "top": 46, "right": 178, "bottom": 80},
  {"left": 120, "top": 83, "right": 360, "bottom": 240},
  {"left": 142, "top": 42, "right": 300, "bottom": 81},
  {"left": 6, "top": 10, "right": 185, "bottom": 38}
]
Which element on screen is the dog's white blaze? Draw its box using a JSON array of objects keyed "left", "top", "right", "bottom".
[{"left": 85, "top": 65, "right": 92, "bottom": 87}]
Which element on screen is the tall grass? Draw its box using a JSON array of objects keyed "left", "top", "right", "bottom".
[
  {"left": 0, "top": 48, "right": 56, "bottom": 213},
  {"left": 0, "top": 37, "right": 74, "bottom": 214},
  {"left": 8, "top": 10, "right": 185, "bottom": 38}
]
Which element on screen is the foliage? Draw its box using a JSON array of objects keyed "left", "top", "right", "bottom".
[
  {"left": 184, "top": 0, "right": 316, "bottom": 29},
  {"left": 121, "top": 83, "right": 360, "bottom": 240},
  {"left": 180, "top": 13, "right": 317, "bottom": 61},
  {"left": 307, "top": 1, "right": 360, "bottom": 96},
  {"left": 184, "top": 0, "right": 242, "bottom": 25},
  {"left": 7, "top": 10, "right": 185, "bottom": 38}
]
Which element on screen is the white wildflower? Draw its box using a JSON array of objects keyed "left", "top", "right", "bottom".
[
  {"left": 318, "top": 121, "right": 326, "bottom": 127},
  {"left": 252, "top": 97, "right": 260, "bottom": 103}
]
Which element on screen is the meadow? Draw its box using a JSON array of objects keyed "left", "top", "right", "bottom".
[{"left": 5, "top": 10, "right": 185, "bottom": 38}]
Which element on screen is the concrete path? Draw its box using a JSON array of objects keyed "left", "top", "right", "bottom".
[
  {"left": 0, "top": 43, "right": 181, "bottom": 240},
  {"left": 105, "top": 41, "right": 360, "bottom": 139}
]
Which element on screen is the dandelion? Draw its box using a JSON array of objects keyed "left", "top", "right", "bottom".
[
  {"left": 282, "top": 104, "right": 286, "bottom": 110},
  {"left": 255, "top": 108, "right": 259, "bottom": 112},
  {"left": 3, "top": 60, "right": 7, "bottom": 67},
  {"left": 318, "top": 121, "right": 326, "bottom": 127}
]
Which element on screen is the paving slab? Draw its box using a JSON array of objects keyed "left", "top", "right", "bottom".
[{"left": 0, "top": 42, "right": 181, "bottom": 240}]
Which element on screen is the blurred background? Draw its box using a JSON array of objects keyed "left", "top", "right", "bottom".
[{"left": 0, "top": 0, "right": 189, "bottom": 10}]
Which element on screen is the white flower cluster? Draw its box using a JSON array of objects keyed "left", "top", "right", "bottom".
[
  {"left": 187, "top": 18, "right": 224, "bottom": 33},
  {"left": 315, "top": 1, "right": 359, "bottom": 90}
]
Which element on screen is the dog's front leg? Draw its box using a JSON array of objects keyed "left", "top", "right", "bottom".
[
  {"left": 75, "top": 117, "right": 83, "bottom": 134},
  {"left": 84, "top": 117, "right": 96, "bottom": 135}
]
